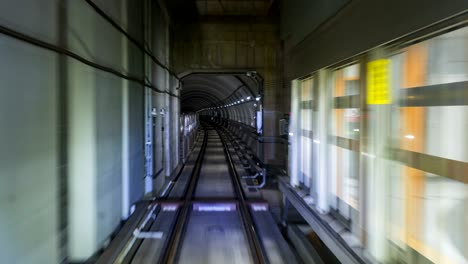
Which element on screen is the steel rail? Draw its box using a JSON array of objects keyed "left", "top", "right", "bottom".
[
  {"left": 158, "top": 128, "right": 209, "bottom": 264},
  {"left": 102, "top": 129, "right": 203, "bottom": 263},
  {"left": 156, "top": 123, "right": 267, "bottom": 263},
  {"left": 218, "top": 128, "right": 268, "bottom": 264}
]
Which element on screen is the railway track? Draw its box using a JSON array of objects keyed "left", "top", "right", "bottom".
[{"left": 100, "top": 123, "right": 297, "bottom": 264}]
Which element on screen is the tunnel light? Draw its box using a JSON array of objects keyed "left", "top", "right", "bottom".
[
  {"left": 198, "top": 205, "right": 232, "bottom": 211},
  {"left": 251, "top": 204, "right": 268, "bottom": 211},
  {"left": 361, "top": 152, "right": 376, "bottom": 159},
  {"left": 405, "top": 134, "right": 415, "bottom": 139},
  {"left": 237, "top": 101, "right": 240, "bottom": 104},
  {"left": 255, "top": 96, "right": 261, "bottom": 101},
  {"left": 241, "top": 99, "right": 244, "bottom": 102},
  {"left": 162, "top": 205, "right": 178, "bottom": 212},
  {"left": 253, "top": 104, "right": 257, "bottom": 107},
  {"left": 247, "top": 96, "right": 251, "bottom": 100},
  {"left": 193, "top": 203, "right": 236, "bottom": 212}
]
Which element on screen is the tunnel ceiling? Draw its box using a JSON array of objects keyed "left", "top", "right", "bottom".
[
  {"left": 194, "top": 0, "right": 274, "bottom": 16},
  {"left": 164, "top": 0, "right": 278, "bottom": 21},
  {"left": 181, "top": 73, "right": 258, "bottom": 113}
]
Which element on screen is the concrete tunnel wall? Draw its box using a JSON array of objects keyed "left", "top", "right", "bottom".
[
  {"left": 174, "top": 17, "right": 289, "bottom": 166},
  {"left": 281, "top": 0, "right": 468, "bottom": 80},
  {"left": 0, "top": 0, "right": 179, "bottom": 262}
]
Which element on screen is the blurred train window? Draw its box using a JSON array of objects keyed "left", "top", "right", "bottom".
[
  {"left": 329, "top": 63, "right": 361, "bottom": 220},
  {"left": 385, "top": 26, "right": 468, "bottom": 264}
]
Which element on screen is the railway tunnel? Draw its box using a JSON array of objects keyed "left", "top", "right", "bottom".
[{"left": 1, "top": 0, "right": 468, "bottom": 263}]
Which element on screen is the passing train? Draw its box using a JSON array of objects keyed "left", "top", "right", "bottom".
[{"left": 288, "top": 23, "right": 468, "bottom": 263}]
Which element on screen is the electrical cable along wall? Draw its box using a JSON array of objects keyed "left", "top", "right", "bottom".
[{"left": 0, "top": 0, "right": 179, "bottom": 262}]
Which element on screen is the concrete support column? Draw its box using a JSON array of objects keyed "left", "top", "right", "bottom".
[
  {"left": 364, "top": 50, "right": 391, "bottom": 261},
  {"left": 289, "top": 79, "right": 301, "bottom": 187},
  {"left": 121, "top": 0, "right": 131, "bottom": 220},
  {"left": 316, "top": 69, "right": 330, "bottom": 213},
  {"left": 68, "top": 61, "right": 98, "bottom": 260}
]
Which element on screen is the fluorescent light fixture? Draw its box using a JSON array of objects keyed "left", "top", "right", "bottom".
[
  {"left": 288, "top": 132, "right": 294, "bottom": 136},
  {"left": 255, "top": 96, "right": 261, "bottom": 101},
  {"left": 241, "top": 99, "right": 244, "bottom": 102},
  {"left": 405, "top": 134, "right": 415, "bottom": 139},
  {"left": 353, "top": 129, "right": 360, "bottom": 132},
  {"left": 313, "top": 139, "right": 320, "bottom": 144},
  {"left": 247, "top": 96, "right": 251, "bottom": 100}
]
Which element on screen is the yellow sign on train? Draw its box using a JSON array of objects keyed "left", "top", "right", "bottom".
[{"left": 367, "top": 59, "right": 391, "bottom": 104}]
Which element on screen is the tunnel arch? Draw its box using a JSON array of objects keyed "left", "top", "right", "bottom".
[{"left": 180, "top": 71, "right": 263, "bottom": 128}]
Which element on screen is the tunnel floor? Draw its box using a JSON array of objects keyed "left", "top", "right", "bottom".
[{"left": 100, "top": 127, "right": 302, "bottom": 263}]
